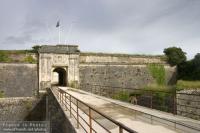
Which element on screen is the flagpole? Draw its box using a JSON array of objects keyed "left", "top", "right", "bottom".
[
  {"left": 56, "top": 20, "right": 61, "bottom": 44},
  {"left": 59, "top": 25, "right": 61, "bottom": 44}
]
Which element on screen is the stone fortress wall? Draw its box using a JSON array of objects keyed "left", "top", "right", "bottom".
[
  {"left": 0, "top": 97, "right": 40, "bottom": 121},
  {"left": 79, "top": 52, "right": 177, "bottom": 93},
  {"left": 0, "top": 45, "right": 177, "bottom": 97},
  {"left": 0, "top": 63, "right": 38, "bottom": 97}
]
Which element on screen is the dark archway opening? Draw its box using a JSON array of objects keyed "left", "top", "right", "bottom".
[{"left": 52, "top": 67, "right": 67, "bottom": 86}]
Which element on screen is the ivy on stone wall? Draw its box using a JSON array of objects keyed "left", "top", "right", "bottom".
[{"left": 148, "top": 64, "right": 166, "bottom": 85}]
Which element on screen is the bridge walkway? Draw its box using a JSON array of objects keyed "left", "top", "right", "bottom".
[{"left": 51, "top": 87, "right": 200, "bottom": 133}]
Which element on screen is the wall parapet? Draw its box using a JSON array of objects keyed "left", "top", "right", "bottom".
[{"left": 80, "top": 52, "right": 167, "bottom": 65}]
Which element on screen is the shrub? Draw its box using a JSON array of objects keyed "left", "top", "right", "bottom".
[{"left": 148, "top": 64, "right": 166, "bottom": 85}]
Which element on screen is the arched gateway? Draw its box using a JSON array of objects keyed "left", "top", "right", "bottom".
[
  {"left": 38, "top": 45, "right": 79, "bottom": 91},
  {"left": 52, "top": 67, "right": 67, "bottom": 86}
]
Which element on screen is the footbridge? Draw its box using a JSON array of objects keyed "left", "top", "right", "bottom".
[{"left": 49, "top": 87, "right": 200, "bottom": 133}]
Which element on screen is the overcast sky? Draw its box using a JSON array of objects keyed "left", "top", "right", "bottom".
[{"left": 0, "top": 0, "right": 200, "bottom": 59}]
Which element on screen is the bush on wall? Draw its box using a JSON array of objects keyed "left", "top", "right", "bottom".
[
  {"left": 23, "top": 55, "right": 37, "bottom": 63},
  {"left": 148, "top": 64, "right": 166, "bottom": 85}
]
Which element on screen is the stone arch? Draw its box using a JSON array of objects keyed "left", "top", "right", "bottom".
[{"left": 52, "top": 67, "right": 67, "bottom": 86}]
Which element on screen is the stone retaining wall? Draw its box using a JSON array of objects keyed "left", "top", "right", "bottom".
[
  {"left": 177, "top": 89, "right": 200, "bottom": 120},
  {"left": 0, "top": 97, "right": 39, "bottom": 121},
  {"left": 47, "top": 89, "right": 76, "bottom": 133},
  {"left": 79, "top": 65, "right": 176, "bottom": 92}
]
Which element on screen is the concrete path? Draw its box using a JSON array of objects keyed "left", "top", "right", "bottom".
[{"left": 54, "top": 87, "right": 200, "bottom": 133}]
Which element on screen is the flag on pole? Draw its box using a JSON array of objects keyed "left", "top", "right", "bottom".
[
  {"left": 56, "top": 21, "right": 60, "bottom": 27},
  {"left": 56, "top": 20, "right": 61, "bottom": 43}
]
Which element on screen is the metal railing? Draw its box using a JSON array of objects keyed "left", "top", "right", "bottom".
[
  {"left": 51, "top": 87, "right": 200, "bottom": 133},
  {"left": 51, "top": 87, "right": 138, "bottom": 133}
]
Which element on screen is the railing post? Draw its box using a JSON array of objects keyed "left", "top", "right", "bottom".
[
  {"left": 90, "top": 86, "right": 92, "bottom": 93},
  {"left": 89, "top": 107, "right": 92, "bottom": 133},
  {"left": 173, "top": 92, "right": 177, "bottom": 115},
  {"left": 174, "top": 121, "right": 176, "bottom": 130},
  {"left": 99, "top": 86, "right": 101, "bottom": 96},
  {"left": 59, "top": 91, "right": 61, "bottom": 102},
  {"left": 61, "top": 92, "right": 63, "bottom": 105},
  {"left": 76, "top": 100, "right": 79, "bottom": 128},
  {"left": 70, "top": 95, "right": 72, "bottom": 117},
  {"left": 150, "top": 91, "right": 153, "bottom": 109},
  {"left": 134, "top": 110, "right": 136, "bottom": 119},
  {"left": 64, "top": 93, "right": 67, "bottom": 110},
  {"left": 119, "top": 126, "right": 123, "bottom": 133}
]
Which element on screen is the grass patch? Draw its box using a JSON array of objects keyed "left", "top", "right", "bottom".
[
  {"left": 0, "top": 50, "right": 32, "bottom": 54},
  {"left": 148, "top": 64, "right": 166, "bottom": 85},
  {"left": 24, "top": 100, "right": 32, "bottom": 110},
  {"left": 0, "top": 50, "right": 36, "bottom": 63},
  {"left": 23, "top": 55, "right": 37, "bottom": 63},
  {"left": 69, "top": 81, "right": 78, "bottom": 88},
  {"left": 176, "top": 80, "right": 200, "bottom": 90},
  {"left": 112, "top": 91, "right": 129, "bottom": 102},
  {"left": 0, "top": 52, "right": 12, "bottom": 62},
  {"left": 80, "top": 52, "right": 164, "bottom": 58},
  {"left": 142, "top": 84, "right": 175, "bottom": 93},
  {"left": 0, "top": 91, "right": 4, "bottom": 98}
]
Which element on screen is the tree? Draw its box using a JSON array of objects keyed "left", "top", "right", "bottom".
[
  {"left": 192, "top": 53, "right": 200, "bottom": 80},
  {"left": 163, "top": 47, "right": 186, "bottom": 66},
  {"left": 32, "top": 45, "right": 41, "bottom": 53},
  {"left": 193, "top": 53, "right": 200, "bottom": 66},
  {"left": 178, "top": 60, "right": 194, "bottom": 80},
  {"left": 178, "top": 53, "right": 200, "bottom": 80}
]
